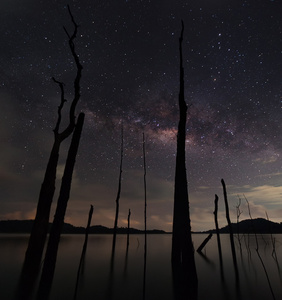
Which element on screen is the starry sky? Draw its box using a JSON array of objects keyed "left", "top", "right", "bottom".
[{"left": 1, "top": 0, "right": 282, "bottom": 232}]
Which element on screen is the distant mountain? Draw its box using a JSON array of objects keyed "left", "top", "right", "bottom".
[
  {"left": 1, "top": 218, "right": 280, "bottom": 234},
  {"left": 206, "top": 218, "right": 282, "bottom": 234},
  {"left": 0, "top": 220, "right": 166, "bottom": 234}
]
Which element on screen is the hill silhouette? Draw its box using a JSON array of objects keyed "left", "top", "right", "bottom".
[
  {"left": 0, "top": 220, "right": 166, "bottom": 234},
  {"left": 205, "top": 218, "right": 282, "bottom": 234},
  {"left": 1, "top": 218, "right": 282, "bottom": 234}
]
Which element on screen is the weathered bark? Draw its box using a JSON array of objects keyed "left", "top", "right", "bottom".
[
  {"left": 112, "top": 124, "right": 124, "bottom": 254},
  {"left": 37, "top": 112, "right": 85, "bottom": 300},
  {"left": 171, "top": 21, "right": 198, "bottom": 300},
  {"left": 16, "top": 7, "right": 82, "bottom": 299}
]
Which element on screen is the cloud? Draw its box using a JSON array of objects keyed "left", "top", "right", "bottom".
[
  {"left": 256, "top": 172, "right": 282, "bottom": 178},
  {"left": 242, "top": 185, "right": 282, "bottom": 206}
]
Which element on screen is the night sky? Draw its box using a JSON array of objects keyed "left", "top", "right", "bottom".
[{"left": 1, "top": 0, "right": 282, "bottom": 232}]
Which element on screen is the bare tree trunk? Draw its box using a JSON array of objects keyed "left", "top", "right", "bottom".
[
  {"left": 171, "top": 21, "right": 198, "bottom": 300},
  {"left": 37, "top": 112, "right": 84, "bottom": 300},
  {"left": 126, "top": 209, "right": 131, "bottom": 251},
  {"left": 74, "top": 205, "right": 94, "bottom": 300},
  {"left": 142, "top": 132, "right": 147, "bottom": 300},
  {"left": 111, "top": 123, "right": 124, "bottom": 262},
  {"left": 221, "top": 179, "right": 239, "bottom": 282},
  {"left": 213, "top": 194, "right": 224, "bottom": 279},
  {"left": 16, "top": 7, "right": 82, "bottom": 300},
  {"left": 214, "top": 195, "right": 223, "bottom": 261},
  {"left": 245, "top": 196, "right": 276, "bottom": 300},
  {"left": 235, "top": 195, "right": 243, "bottom": 255}
]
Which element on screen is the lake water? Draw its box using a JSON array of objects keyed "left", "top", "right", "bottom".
[{"left": 1, "top": 233, "right": 282, "bottom": 299}]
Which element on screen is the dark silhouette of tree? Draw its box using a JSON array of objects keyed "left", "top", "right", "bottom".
[
  {"left": 221, "top": 179, "right": 240, "bottom": 293},
  {"left": 213, "top": 194, "right": 224, "bottom": 280},
  {"left": 142, "top": 132, "right": 147, "bottom": 300},
  {"left": 236, "top": 196, "right": 243, "bottom": 254},
  {"left": 126, "top": 208, "right": 131, "bottom": 251},
  {"left": 124, "top": 208, "right": 131, "bottom": 277},
  {"left": 221, "top": 179, "right": 238, "bottom": 269},
  {"left": 143, "top": 132, "right": 147, "bottom": 237},
  {"left": 36, "top": 112, "right": 85, "bottom": 300},
  {"left": 16, "top": 6, "right": 83, "bottom": 299},
  {"left": 171, "top": 21, "right": 198, "bottom": 300},
  {"left": 112, "top": 123, "right": 124, "bottom": 255},
  {"left": 74, "top": 205, "right": 94, "bottom": 300},
  {"left": 110, "top": 123, "right": 123, "bottom": 279},
  {"left": 245, "top": 196, "right": 276, "bottom": 300}
]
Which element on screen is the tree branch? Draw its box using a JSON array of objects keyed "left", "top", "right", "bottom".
[
  {"left": 59, "top": 5, "right": 83, "bottom": 141},
  {"left": 52, "top": 77, "right": 67, "bottom": 136}
]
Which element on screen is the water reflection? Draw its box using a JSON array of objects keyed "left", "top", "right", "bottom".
[{"left": 1, "top": 234, "right": 282, "bottom": 299}]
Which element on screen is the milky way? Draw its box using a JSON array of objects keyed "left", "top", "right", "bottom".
[{"left": 1, "top": 0, "right": 281, "bottom": 231}]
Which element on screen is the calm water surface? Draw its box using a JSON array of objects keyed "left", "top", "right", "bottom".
[{"left": 1, "top": 233, "right": 282, "bottom": 299}]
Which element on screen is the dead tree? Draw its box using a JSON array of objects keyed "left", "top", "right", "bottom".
[
  {"left": 171, "top": 21, "right": 198, "bottom": 299},
  {"left": 112, "top": 123, "right": 124, "bottom": 256},
  {"left": 74, "top": 205, "right": 94, "bottom": 300},
  {"left": 124, "top": 208, "right": 131, "bottom": 277},
  {"left": 213, "top": 194, "right": 223, "bottom": 270},
  {"left": 37, "top": 112, "right": 85, "bottom": 300},
  {"left": 143, "top": 132, "right": 147, "bottom": 239},
  {"left": 17, "top": 6, "right": 82, "bottom": 299},
  {"left": 221, "top": 179, "right": 239, "bottom": 282},
  {"left": 236, "top": 195, "right": 243, "bottom": 254},
  {"left": 143, "top": 132, "right": 147, "bottom": 300},
  {"left": 245, "top": 196, "right": 276, "bottom": 300},
  {"left": 126, "top": 208, "right": 131, "bottom": 250}
]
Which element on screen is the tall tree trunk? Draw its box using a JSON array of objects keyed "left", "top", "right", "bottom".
[
  {"left": 126, "top": 208, "right": 131, "bottom": 251},
  {"left": 171, "top": 20, "right": 198, "bottom": 300},
  {"left": 221, "top": 179, "right": 239, "bottom": 282},
  {"left": 142, "top": 132, "right": 147, "bottom": 300},
  {"left": 213, "top": 194, "right": 223, "bottom": 267},
  {"left": 74, "top": 205, "right": 94, "bottom": 300},
  {"left": 37, "top": 112, "right": 84, "bottom": 300},
  {"left": 143, "top": 132, "right": 147, "bottom": 237},
  {"left": 112, "top": 124, "right": 124, "bottom": 255},
  {"left": 17, "top": 7, "right": 82, "bottom": 299}
]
